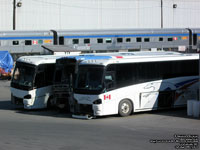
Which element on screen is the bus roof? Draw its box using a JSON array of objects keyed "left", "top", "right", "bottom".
[
  {"left": 17, "top": 55, "right": 66, "bottom": 66},
  {"left": 79, "top": 52, "right": 199, "bottom": 66},
  {"left": 58, "top": 51, "right": 183, "bottom": 62}
]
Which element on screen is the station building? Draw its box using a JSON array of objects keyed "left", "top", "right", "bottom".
[{"left": 0, "top": 0, "right": 200, "bottom": 30}]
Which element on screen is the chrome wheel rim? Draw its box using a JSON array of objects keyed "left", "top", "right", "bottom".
[{"left": 121, "top": 102, "right": 130, "bottom": 114}]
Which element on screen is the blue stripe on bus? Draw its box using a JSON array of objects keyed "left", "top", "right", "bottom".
[
  {"left": 0, "top": 36, "right": 53, "bottom": 40},
  {"left": 175, "top": 78, "right": 198, "bottom": 88},
  {"left": 63, "top": 33, "right": 189, "bottom": 39}
]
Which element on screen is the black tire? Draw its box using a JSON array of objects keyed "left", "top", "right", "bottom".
[
  {"left": 47, "top": 97, "right": 54, "bottom": 109},
  {"left": 118, "top": 99, "right": 133, "bottom": 117}
]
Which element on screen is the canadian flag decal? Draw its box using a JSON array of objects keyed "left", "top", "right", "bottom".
[{"left": 104, "top": 94, "right": 111, "bottom": 100}]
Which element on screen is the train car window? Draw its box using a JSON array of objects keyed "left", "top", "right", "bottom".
[
  {"left": 97, "top": 38, "right": 103, "bottom": 43},
  {"left": 106, "top": 38, "right": 112, "bottom": 43},
  {"left": 25, "top": 40, "right": 32, "bottom": 45},
  {"left": 59, "top": 36, "right": 64, "bottom": 45},
  {"left": 13, "top": 41, "right": 19, "bottom": 45},
  {"left": 136, "top": 37, "right": 142, "bottom": 42},
  {"left": 117, "top": 38, "right": 123, "bottom": 43},
  {"left": 144, "top": 38, "right": 150, "bottom": 42},
  {"left": 159, "top": 37, "right": 163, "bottom": 41},
  {"left": 168, "top": 38, "right": 173, "bottom": 41},
  {"left": 73, "top": 39, "right": 79, "bottom": 44},
  {"left": 193, "top": 34, "right": 197, "bottom": 46},
  {"left": 84, "top": 39, "right": 90, "bottom": 44},
  {"left": 126, "top": 38, "right": 131, "bottom": 42}
]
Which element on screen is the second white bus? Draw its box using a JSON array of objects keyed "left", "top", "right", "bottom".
[{"left": 10, "top": 55, "right": 68, "bottom": 109}]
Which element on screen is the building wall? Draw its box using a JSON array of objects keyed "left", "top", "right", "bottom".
[
  {"left": 0, "top": 0, "right": 200, "bottom": 31},
  {"left": 0, "top": 0, "right": 13, "bottom": 30},
  {"left": 163, "top": 0, "right": 200, "bottom": 28}
]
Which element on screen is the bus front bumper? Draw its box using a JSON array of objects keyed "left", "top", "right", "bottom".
[
  {"left": 73, "top": 103, "right": 104, "bottom": 117},
  {"left": 23, "top": 98, "right": 34, "bottom": 109}
]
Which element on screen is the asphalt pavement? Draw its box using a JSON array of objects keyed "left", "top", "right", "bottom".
[{"left": 0, "top": 80, "right": 199, "bottom": 150}]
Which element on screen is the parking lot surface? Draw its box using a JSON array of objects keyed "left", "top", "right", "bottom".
[{"left": 0, "top": 80, "right": 199, "bottom": 150}]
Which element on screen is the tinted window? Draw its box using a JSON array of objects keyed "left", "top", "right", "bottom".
[
  {"left": 117, "top": 38, "right": 123, "bottom": 43},
  {"left": 136, "top": 37, "right": 142, "bottom": 42},
  {"left": 73, "top": 39, "right": 79, "bottom": 44},
  {"left": 168, "top": 38, "right": 173, "bottom": 41},
  {"left": 106, "top": 38, "right": 112, "bottom": 43},
  {"left": 35, "top": 64, "right": 55, "bottom": 88},
  {"left": 45, "top": 64, "right": 55, "bottom": 85},
  {"left": 59, "top": 36, "right": 64, "bottom": 45},
  {"left": 75, "top": 66, "right": 104, "bottom": 94},
  {"left": 84, "top": 39, "right": 90, "bottom": 44},
  {"left": 106, "top": 60, "right": 198, "bottom": 89},
  {"left": 97, "top": 38, "right": 103, "bottom": 43},
  {"left": 159, "top": 37, "right": 163, "bottom": 41},
  {"left": 126, "top": 38, "right": 131, "bottom": 42},
  {"left": 25, "top": 40, "right": 32, "bottom": 45},
  {"left": 144, "top": 38, "right": 150, "bottom": 42},
  {"left": 13, "top": 41, "right": 19, "bottom": 45}
]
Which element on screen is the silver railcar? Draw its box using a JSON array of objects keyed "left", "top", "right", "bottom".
[{"left": 0, "top": 28, "right": 200, "bottom": 59}]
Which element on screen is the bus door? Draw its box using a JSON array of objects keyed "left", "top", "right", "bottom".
[{"left": 140, "top": 92, "right": 159, "bottom": 109}]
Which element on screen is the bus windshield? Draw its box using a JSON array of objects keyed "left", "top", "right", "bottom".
[
  {"left": 12, "top": 63, "right": 35, "bottom": 90},
  {"left": 75, "top": 65, "right": 104, "bottom": 94}
]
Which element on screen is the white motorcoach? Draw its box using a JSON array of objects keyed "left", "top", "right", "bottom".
[
  {"left": 73, "top": 52, "right": 199, "bottom": 117},
  {"left": 53, "top": 54, "right": 129, "bottom": 110},
  {"left": 10, "top": 55, "right": 69, "bottom": 109}
]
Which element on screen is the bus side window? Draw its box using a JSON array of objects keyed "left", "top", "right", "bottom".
[
  {"left": 45, "top": 64, "right": 55, "bottom": 85},
  {"left": 34, "top": 65, "right": 45, "bottom": 88},
  {"left": 34, "top": 71, "right": 45, "bottom": 88},
  {"left": 105, "top": 72, "right": 115, "bottom": 91}
]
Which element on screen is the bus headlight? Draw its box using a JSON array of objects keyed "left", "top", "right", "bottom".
[
  {"left": 24, "top": 94, "right": 31, "bottom": 99},
  {"left": 93, "top": 99, "right": 102, "bottom": 104},
  {"left": 23, "top": 94, "right": 33, "bottom": 106}
]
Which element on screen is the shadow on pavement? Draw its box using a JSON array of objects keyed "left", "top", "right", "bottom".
[
  {"left": 146, "top": 108, "right": 200, "bottom": 120},
  {"left": 0, "top": 100, "right": 13, "bottom": 110},
  {"left": 0, "top": 99, "right": 199, "bottom": 120},
  {"left": 0, "top": 99, "right": 72, "bottom": 119}
]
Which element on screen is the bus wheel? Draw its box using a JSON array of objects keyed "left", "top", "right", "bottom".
[
  {"left": 118, "top": 99, "right": 132, "bottom": 117},
  {"left": 47, "top": 97, "right": 54, "bottom": 109}
]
